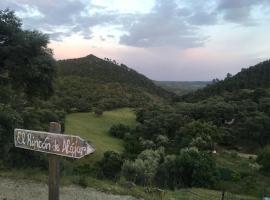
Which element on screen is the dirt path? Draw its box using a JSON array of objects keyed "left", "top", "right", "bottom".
[{"left": 0, "top": 177, "right": 137, "bottom": 200}]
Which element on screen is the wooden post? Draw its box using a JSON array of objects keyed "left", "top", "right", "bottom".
[
  {"left": 48, "top": 122, "right": 61, "bottom": 200},
  {"left": 221, "top": 190, "right": 225, "bottom": 200}
]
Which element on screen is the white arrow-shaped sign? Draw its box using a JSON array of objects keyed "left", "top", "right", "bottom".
[{"left": 14, "top": 129, "right": 95, "bottom": 159}]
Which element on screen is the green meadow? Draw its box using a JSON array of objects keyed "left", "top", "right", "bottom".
[{"left": 65, "top": 108, "right": 136, "bottom": 161}]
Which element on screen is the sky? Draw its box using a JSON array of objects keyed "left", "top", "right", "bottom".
[{"left": 1, "top": 0, "right": 270, "bottom": 81}]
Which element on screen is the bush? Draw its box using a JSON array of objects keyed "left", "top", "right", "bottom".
[
  {"left": 218, "top": 167, "right": 240, "bottom": 182},
  {"left": 98, "top": 151, "right": 123, "bottom": 180},
  {"left": 155, "top": 149, "right": 218, "bottom": 189},
  {"left": 0, "top": 105, "right": 23, "bottom": 161},
  {"left": 94, "top": 107, "right": 103, "bottom": 116},
  {"left": 122, "top": 148, "right": 164, "bottom": 185},
  {"left": 257, "top": 145, "right": 270, "bottom": 172},
  {"left": 109, "top": 124, "right": 130, "bottom": 139},
  {"left": 78, "top": 176, "right": 88, "bottom": 188},
  {"left": 176, "top": 121, "right": 218, "bottom": 151}
]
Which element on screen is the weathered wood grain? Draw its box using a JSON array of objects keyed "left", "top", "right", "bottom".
[
  {"left": 14, "top": 128, "right": 95, "bottom": 159},
  {"left": 48, "top": 122, "right": 61, "bottom": 200}
]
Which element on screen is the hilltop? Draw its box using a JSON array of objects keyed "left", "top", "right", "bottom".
[
  {"left": 183, "top": 60, "right": 270, "bottom": 101},
  {"left": 51, "top": 54, "right": 174, "bottom": 112},
  {"left": 176, "top": 59, "right": 270, "bottom": 149}
]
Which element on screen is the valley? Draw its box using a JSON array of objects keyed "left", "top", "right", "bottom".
[{"left": 1, "top": 9, "right": 270, "bottom": 200}]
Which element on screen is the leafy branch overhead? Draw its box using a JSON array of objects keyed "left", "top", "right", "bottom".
[{"left": 0, "top": 9, "right": 56, "bottom": 99}]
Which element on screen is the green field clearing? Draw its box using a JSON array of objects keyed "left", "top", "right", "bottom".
[{"left": 65, "top": 108, "right": 136, "bottom": 161}]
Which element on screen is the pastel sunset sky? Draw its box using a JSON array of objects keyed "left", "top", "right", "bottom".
[{"left": 1, "top": 0, "right": 270, "bottom": 81}]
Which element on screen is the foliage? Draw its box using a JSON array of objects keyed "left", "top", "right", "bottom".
[
  {"left": 0, "top": 9, "right": 56, "bottom": 99},
  {"left": 51, "top": 55, "right": 174, "bottom": 113},
  {"left": 155, "top": 149, "right": 218, "bottom": 189},
  {"left": 154, "top": 81, "right": 209, "bottom": 96},
  {"left": 109, "top": 124, "right": 130, "bottom": 139},
  {"left": 182, "top": 60, "right": 270, "bottom": 102},
  {"left": 239, "top": 112, "right": 270, "bottom": 146},
  {"left": 0, "top": 9, "right": 61, "bottom": 168},
  {"left": 94, "top": 107, "right": 103, "bottom": 116},
  {"left": 257, "top": 146, "right": 270, "bottom": 172},
  {"left": 122, "top": 148, "right": 164, "bottom": 185},
  {"left": 98, "top": 151, "right": 123, "bottom": 180},
  {"left": 0, "top": 105, "right": 23, "bottom": 159},
  {"left": 176, "top": 121, "right": 218, "bottom": 151}
]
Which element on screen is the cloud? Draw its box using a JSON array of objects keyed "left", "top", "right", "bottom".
[
  {"left": 119, "top": 0, "right": 206, "bottom": 48},
  {"left": 216, "top": 0, "right": 270, "bottom": 24},
  {"left": 1, "top": 0, "right": 270, "bottom": 47},
  {"left": 187, "top": 11, "right": 218, "bottom": 25},
  {"left": 0, "top": 0, "right": 134, "bottom": 41},
  {"left": 107, "top": 34, "right": 115, "bottom": 38}
]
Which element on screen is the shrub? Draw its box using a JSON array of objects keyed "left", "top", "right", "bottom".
[
  {"left": 257, "top": 145, "right": 270, "bottom": 172},
  {"left": 218, "top": 167, "right": 240, "bottom": 182},
  {"left": 155, "top": 149, "right": 218, "bottom": 189},
  {"left": 0, "top": 105, "right": 23, "bottom": 161},
  {"left": 78, "top": 176, "right": 88, "bottom": 188},
  {"left": 99, "top": 151, "right": 123, "bottom": 180},
  {"left": 109, "top": 124, "right": 130, "bottom": 139},
  {"left": 122, "top": 149, "right": 164, "bottom": 185},
  {"left": 94, "top": 107, "right": 103, "bottom": 116},
  {"left": 176, "top": 121, "right": 218, "bottom": 151}
]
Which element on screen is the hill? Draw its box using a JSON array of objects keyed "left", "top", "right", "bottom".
[
  {"left": 177, "top": 59, "right": 270, "bottom": 149},
  {"left": 183, "top": 60, "right": 270, "bottom": 101},
  {"left": 154, "top": 81, "right": 209, "bottom": 96},
  {"left": 52, "top": 55, "right": 174, "bottom": 112}
]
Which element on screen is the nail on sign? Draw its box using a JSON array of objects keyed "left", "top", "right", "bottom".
[{"left": 14, "top": 129, "right": 95, "bottom": 159}]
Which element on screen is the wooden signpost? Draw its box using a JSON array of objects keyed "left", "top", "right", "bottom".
[{"left": 14, "top": 122, "right": 95, "bottom": 200}]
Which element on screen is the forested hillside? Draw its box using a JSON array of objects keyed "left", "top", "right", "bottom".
[
  {"left": 183, "top": 60, "right": 270, "bottom": 101},
  {"left": 51, "top": 55, "right": 174, "bottom": 112},
  {"left": 177, "top": 60, "right": 270, "bottom": 149}
]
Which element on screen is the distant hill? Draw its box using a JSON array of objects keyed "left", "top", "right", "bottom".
[
  {"left": 52, "top": 55, "right": 174, "bottom": 112},
  {"left": 154, "top": 81, "right": 209, "bottom": 96},
  {"left": 182, "top": 60, "right": 270, "bottom": 101}
]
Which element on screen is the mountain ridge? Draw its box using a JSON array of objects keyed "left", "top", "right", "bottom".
[
  {"left": 52, "top": 54, "right": 174, "bottom": 112},
  {"left": 182, "top": 59, "right": 270, "bottom": 101}
]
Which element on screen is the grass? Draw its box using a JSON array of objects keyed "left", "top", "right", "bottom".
[
  {"left": 169, "top": 188, "right": 259, "bottom": 200},
  {"left": 0, "top": 168, "right": 161, "bottom": 200},
  {"left": 2, "top": 168, "right": 258, "bottom": 200},
  {"left": 4, "top": 108, "right": 268, "bottom": 199},
  {"left": 215, "top": 152, "right": 270, "bottom": 198},
  {"left": 65, "top": 108, "right": 136, "bottom": 162}
]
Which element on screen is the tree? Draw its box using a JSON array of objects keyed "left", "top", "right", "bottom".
[
  {"left": 0, "top": 9, "right": 57, "bottom": 167},
  {"left": 122, "top": 148, "right": 164, "bottom": 185},
  {"left": 0, "top": 9, "right": 56, "bottom": 99},
  {"left": 155, "top": 149, "right": 218, "bottom": 189},
  {"left": 241, "top": 112, "right": 270, "bottom": 146},
  {"left": 0, "top": 105, "right": 22, "bottom": 158},
  {"left": 176, "top": 121, "right": 218, "bottom": 151},
  {"left": 226, "top": 73, "right": 232, "bottom": 79}
]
